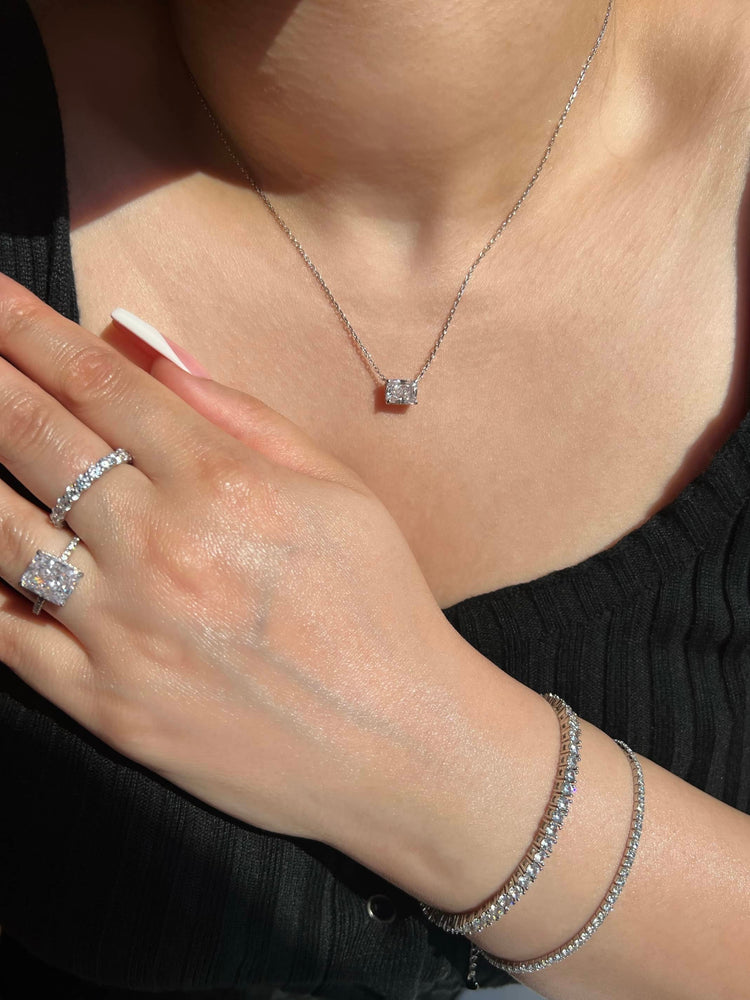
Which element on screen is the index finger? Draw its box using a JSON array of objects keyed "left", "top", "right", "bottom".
[{"left": 0, "top": 274, "right": 216, "bottom": 481}]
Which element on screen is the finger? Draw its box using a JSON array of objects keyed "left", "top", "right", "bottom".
[
  {"left": 0, "top": 481, "right": 98, "bottom": 628},
  {"left": 0, "top": 275, "right": 220, "bottom": 480},
  {"left": 151, "top": 357, "right": 369, "bottom": 492},
  {"left": 110, "top": 308, "right": 212, "bottom": 377},
  {"left": 0, "top": 582, "right": 92, "bottom": 721},
  {"left": 0, "top": 356, "right": 152, "bottom": 542},
  {"left": 112, "top": 306, "right": 352, "bottom": 483}
]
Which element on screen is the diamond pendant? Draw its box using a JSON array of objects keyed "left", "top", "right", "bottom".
[{"left": 385, "top": 379, "right": 419, "bottom": 405}]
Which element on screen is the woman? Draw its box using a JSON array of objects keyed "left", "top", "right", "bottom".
[{"left": 0, "top": 0, "right": 748, "bottom": 997}]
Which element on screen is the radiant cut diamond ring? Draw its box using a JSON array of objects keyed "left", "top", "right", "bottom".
[{"left": 20, "top": 536, "right": 83, "bottom": 615}]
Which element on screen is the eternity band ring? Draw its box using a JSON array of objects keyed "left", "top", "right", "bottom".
[
  {"left": 20, "top": 535, "right": 84, "bottom": 615},
  {"left": 50, "top": 448, "right": 133, "bottom": 528}
]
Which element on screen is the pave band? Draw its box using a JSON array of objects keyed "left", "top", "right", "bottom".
[
  {"left": 20, "top": 536, "right": 83, "bottom": 615},
  {"left": 472, "top": 739, "right": 645, "bottom": 976},
  {"left": 50, "top": 448, "right": 132, "bottom": 528},
  {"left": 420, "top": 693, "right": 581, "bottom": 936}
]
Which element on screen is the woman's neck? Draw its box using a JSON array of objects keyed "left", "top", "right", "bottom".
[{"left": 169, "top": 0, "right": 616, "bottom": 236}]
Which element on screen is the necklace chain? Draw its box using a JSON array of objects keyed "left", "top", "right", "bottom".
[{"left": 188, "top": 0, "right": 613, "bottom": 393}]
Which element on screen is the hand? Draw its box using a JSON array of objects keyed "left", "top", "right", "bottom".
[{"left": 0, "top": 275, "right": 490, "bottom": 896}]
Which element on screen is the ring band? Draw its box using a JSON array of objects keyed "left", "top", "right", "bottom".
[
  {"left": 20, "top": 536, "right": 83, "bottom": 614},
  {"left": 50, "top": 448, "right": 133, "bottom": 528}
]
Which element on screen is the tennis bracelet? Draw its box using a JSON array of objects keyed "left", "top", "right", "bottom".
[
  {"left": 419, "top": 692, "right": 645, "bottom": 987},
  {"left": 420, "top": 694, "right": 580, "bottom": 936}
]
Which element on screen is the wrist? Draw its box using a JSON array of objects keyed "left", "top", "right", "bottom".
[
  {"left": 344, "top": 625, "right": 633, "bottom": 970},
  {"left": 338, "top": 628, "right": 564, "bottom": 908}
]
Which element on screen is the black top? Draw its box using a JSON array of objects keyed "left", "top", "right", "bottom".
[{"left": 0, "top": 2, "right": 748, "bottom": 997}]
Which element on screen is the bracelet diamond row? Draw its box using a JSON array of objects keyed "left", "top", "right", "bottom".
[
  {"left": 474, "top": 738, "right": 645, "bottom": 975},
  {"left": 420, "top": 693, "right": 580, "bottom": 936}
]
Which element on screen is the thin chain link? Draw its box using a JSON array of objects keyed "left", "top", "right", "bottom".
[{"left": 188, "top": 0, "right": 613, "bottom": 387}]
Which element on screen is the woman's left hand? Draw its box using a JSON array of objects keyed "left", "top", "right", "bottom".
[{"left": 0, "top": 274, "right": 512, "bottom": 898}]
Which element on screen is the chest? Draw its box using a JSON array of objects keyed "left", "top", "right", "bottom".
[{"left": 66, "top": 140, "right": 747, "bottom": 609}]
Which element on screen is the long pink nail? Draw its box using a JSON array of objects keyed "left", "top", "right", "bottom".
[{"left": 111, "top": 308, "right": 211, "bottom": 378}]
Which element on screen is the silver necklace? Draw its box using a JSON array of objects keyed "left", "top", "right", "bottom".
[{"left": 188, "top": 0, "right": 613, "bottom": 407}]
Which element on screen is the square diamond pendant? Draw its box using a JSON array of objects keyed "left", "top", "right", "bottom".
[
  {"left": 20, "top": 551, "right": 83, "bottom": 607},
  {"left": 385, "top": 379, "right": 418, "bottom": 405}
]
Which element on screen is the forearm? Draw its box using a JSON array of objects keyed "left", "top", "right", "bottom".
[{"left": 363, "top": 629, "right": 750, "bottom": 1000}]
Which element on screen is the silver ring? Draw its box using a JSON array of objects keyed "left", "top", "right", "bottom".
[
  {"left": 20, "top": 536, "right": 84, "bottom": 615},
  {"left": 50, "top": 448, "right": 132, "bottom": 528}
]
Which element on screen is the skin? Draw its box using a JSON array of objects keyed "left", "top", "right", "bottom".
[
  {"left": 0, "top": 0, "right": 748, "bottom": 997},
  {"left": 33, "top": 0, "right": 750, "bottom": 608}
]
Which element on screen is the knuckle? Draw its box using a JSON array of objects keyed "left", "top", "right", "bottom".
[
  {"left": 213, "top": 471, "right": 293, "bottom": 544},
  {"left": 0, "top": 611, "right": 22, "bottom": 665},
  {"left": 190, "top": 445, "right": 238, "bottom": 482},
  {"left": 189, "top": 452, "right": 261, "bottom": 515},
  {"left": 143, "top": 517, "right": 217, "bottom": 599},
  {"left": 0, "top": 293, "right": 48, "bottom": 345},
  {"left": 1, "top": 389, "right": 56, "bottom": 456},
  {"left": 206, "top": 459, "right": 260, "bottom": 509},
  {"left": 0, "top": 499, "right": 39, "bottom": 570},
  {"left": 251, "top": 475, "right": 290, "bottom": 527},
  {"left": 57, "top": 344, "right": 125, "bottom": 408},
  {"left": 0, "top": 594, "right": 30, "bottom": 667},
  {"left": 194, "top": 452, "right": 284, "bottom": 519},
  {"left": 141, "top": 468, "right": 289, "bottom": 603}
]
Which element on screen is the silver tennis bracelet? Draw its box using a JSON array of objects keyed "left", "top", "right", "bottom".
[{"left": 419, "top": 693, "right": 645, "bottom": 985}]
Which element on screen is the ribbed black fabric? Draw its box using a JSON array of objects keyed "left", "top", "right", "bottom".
[{"left": 0, "top": 1, "right": 747, "bottom": 997}]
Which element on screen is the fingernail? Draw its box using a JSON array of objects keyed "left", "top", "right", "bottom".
[{"left": 110, "top": 308, "right": 211, "bottom": 378}]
